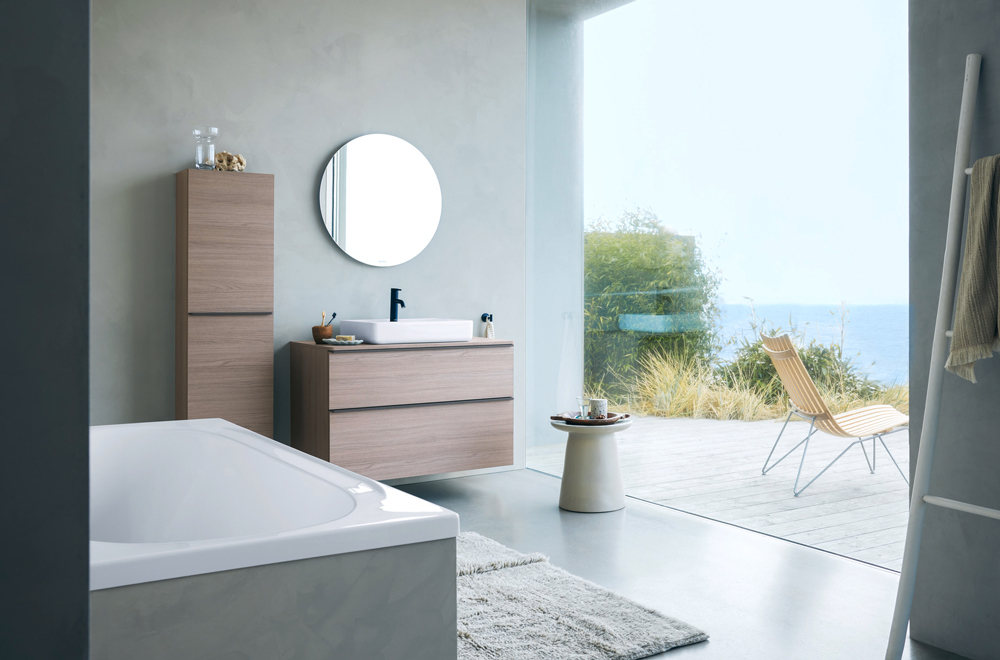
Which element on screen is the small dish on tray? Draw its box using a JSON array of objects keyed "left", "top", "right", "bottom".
[
  {"left": 549, "top": 411, "right": 630, "bottom": 426},
  {"left": 322, "top": 338, "right": 364, "bottom": 345}
]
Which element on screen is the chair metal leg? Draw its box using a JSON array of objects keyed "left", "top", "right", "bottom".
[
  {"left": 763, "top": 418, "right": 818, "bottom": 476},
  {"left": 790, "top": 418, "right": 818, "bottom": 494},
  {"left": 762, "top": 411, "right": 794, "bottom": 474},
  {"left": 878, "top": 434, "right": 909, "bottom": 486},
  {"left": 763, "top": 435, "right": 811, "bottom": 475},
  {"left": 767, "top": 420, "right": 910, "bottom": 496},
  {"left": 794, "top": 438, "right": 863, "bottom": 497},
  {"left": 860, "top": 439, "right": 874, "bottom": 473}
]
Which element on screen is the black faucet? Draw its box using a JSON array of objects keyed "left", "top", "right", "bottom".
[{"left": 390, "top": 288, "right": 405, "bottom": 322}]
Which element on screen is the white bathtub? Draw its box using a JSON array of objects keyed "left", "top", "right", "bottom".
[{"left": 90, "top": 418, "right": 459, "bottom": 590}]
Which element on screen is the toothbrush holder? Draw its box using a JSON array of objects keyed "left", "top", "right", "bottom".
[{"left": 312, "top": 325, "right": 333, "bottom": 344}]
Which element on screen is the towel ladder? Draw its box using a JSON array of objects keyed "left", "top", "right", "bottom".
[{"left": 885, "top": 53, "right": 1000, "bottom": 659}]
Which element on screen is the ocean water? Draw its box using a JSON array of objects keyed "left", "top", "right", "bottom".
[{"left": 717, "top": 304, "right": 908, "bottom": 385}]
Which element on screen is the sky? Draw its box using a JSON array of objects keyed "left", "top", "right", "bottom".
[{"left": 583, "top": 0, "right": 908, "bottom": 305}]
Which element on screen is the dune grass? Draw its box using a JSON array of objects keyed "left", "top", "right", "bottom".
[{"left": 589, "top": 351, "right": 909, "bottom": 422}]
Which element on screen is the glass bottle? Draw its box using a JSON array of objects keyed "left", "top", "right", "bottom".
[{"left": 192, "top": 127, "right": 218, "bottom": 170}]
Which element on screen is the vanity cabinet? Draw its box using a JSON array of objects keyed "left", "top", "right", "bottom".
[
  {"left": 176, "top": 169, "right": 274, "bottom": 437},
  {"left": 291, "top": 338, "right": 514, "bottom": 480}
]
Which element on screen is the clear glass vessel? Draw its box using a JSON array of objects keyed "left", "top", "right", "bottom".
[{"left": 192, "top": 127, "right": 218, "bottom": 170}]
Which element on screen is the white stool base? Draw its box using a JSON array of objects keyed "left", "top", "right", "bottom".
[{"left": 558, "top": 428, "right": 627, "bottom": 513}]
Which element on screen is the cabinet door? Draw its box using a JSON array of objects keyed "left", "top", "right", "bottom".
[
  {"left": 184, "top": 170, "right": 273, "bottom": 313},
  {"left": 328, "top": 399, "right": 513, "bottom": 480},
  {"left": 184, "top": 314, "right": 273, "bottom": 437}
]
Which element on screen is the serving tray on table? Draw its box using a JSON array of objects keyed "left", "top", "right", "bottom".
[{"left": 549, "top": 412, "right": 630, "bottom": 426}]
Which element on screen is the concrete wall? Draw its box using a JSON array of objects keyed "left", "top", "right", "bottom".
[
  {"left": 525, "top": 0, "right": 636, "bottom": 448},
  {"left": 91, "top": 0, "right": 527, "bottom": 469},
  {"left": 0, "top": 2, "right": 90, "bottom": 657},
  {"left": 909, "top": 2, "right": 1000, "bottom": 658},
  {"left": 526, "top": 6, "right": 585, "bottom": 447}
]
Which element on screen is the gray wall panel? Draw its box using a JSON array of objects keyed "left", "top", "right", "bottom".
[
  {"left": 524, "top": 0, "right": 637, "bottom": 448},
  {"left": 0, "top": 2, "right": 90, "bottom": 657},
  {"left": 909, "top": 2, "right": 1000, "bottom": 657},
  {"left": 526, "top": 7, "right": 585, "bottom": 447}
]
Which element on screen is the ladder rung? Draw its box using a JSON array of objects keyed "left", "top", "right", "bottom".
[
  {"left": 965, "top": 167, "right": 973, "bottom": 175},
  {"left": 946, "top": 330, "right": 953, "bottom": 337},
  {"left": 924, "top": 495, "right": 1000, "bottom": 521}
]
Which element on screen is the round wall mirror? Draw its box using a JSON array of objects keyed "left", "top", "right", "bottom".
[{"left": 318, "top": 134, "right": 442, "bottom": 267}]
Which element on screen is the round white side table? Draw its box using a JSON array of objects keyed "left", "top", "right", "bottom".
[{"left": 550, "top": 417, "right": 632, "bottom": 513}]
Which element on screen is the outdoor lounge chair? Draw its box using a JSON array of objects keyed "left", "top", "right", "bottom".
[{"left": 759, "top": 333, "right": 910, "bottom": 496}]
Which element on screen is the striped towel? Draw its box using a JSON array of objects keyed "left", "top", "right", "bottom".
[{"left": 945, "top": 154, "right": 1000, "bottom": 382}]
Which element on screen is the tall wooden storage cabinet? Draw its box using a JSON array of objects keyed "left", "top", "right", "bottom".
[{"left": 176, "top": 169, "right": 274, "bottom": 437}]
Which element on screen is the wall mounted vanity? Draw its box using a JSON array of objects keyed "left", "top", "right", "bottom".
[
  {"left": 294, "top": 135, "right": 515, "bottom": 481},
  {"left": 291, "top": 338, "right": 513, "bottom": 480}
]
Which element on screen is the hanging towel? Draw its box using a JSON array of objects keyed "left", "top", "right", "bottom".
[{"left": 945, "top": 154, "right": 1000, "bottom": 382}]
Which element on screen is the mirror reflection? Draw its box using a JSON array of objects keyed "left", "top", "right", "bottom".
[{"left": 318, "top": 134, "right": 442, "bottom": 267}]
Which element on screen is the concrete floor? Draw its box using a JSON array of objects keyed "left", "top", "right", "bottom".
[{"left": 400, "top": 469, "right": 965, "bottom": 660}]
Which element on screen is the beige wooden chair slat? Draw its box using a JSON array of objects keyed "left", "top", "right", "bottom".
[
  {"left": 834, "top": 405, "right": 909, "bottom": 436},
  {"left": 759, "top": 333, "right": 909, "bottom": 496}
]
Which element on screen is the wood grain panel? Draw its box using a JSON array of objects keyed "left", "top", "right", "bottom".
[
  {"left": 184, "top": 169, "right": 274, "bottom": 313},
  {"left": 291, "top": 342, "right": 330, "bottom": 460},
  {"left": 328, "top": 399, "right": 513, "bottom": 480},
  {"left": 328, "top": 346, "right": 513, "bottom": 410},
  {"left": 185, "top": 315, "right": 273, "bottom": 437},
  {"left": 175, "top": 171, "right": 190, "bottom": 418}
]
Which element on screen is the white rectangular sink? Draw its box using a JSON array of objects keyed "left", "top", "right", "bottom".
[{"left": 339, "top": 318, "right": 473, "bottom": 345}]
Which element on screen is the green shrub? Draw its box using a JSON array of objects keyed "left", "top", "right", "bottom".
[{"left": 584, "top": 208, "right": 721, "bottom": 395}]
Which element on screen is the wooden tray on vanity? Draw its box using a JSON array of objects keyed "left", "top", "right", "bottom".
[{"left": 550, "top": 412, "right": 630, "bottom": 426}]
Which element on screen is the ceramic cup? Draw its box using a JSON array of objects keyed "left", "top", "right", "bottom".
[{"left": 589, "top": 398, "right": 608, "bottom": 419}]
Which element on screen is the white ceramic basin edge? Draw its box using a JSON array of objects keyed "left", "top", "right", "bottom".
[{"left": 340, "top": 318, "right": 473, "bottom": 344}]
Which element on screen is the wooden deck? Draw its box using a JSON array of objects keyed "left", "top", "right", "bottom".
[{"left": 527, "top": 416, "right": 910, "bottom": 571}]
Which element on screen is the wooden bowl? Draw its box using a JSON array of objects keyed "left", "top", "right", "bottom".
[{"left": 312, "top": 325, "right": 333, "bottom": 344}]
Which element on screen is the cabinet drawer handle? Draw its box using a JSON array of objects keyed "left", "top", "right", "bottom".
[{"left": 189, "top": 311, "right": 273, "bottom": 316}]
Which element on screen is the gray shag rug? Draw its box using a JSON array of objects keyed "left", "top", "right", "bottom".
[{"left": 457, "top": 533, "right": 708, "bottom": 659}]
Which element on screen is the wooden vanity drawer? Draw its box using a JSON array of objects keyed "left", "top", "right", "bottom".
[
  {"left": 328, "top": 346, "right": 513, "bottom": 410},
  {"left": 328, "top": 399, "right": 513, "bottom": 480}
]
